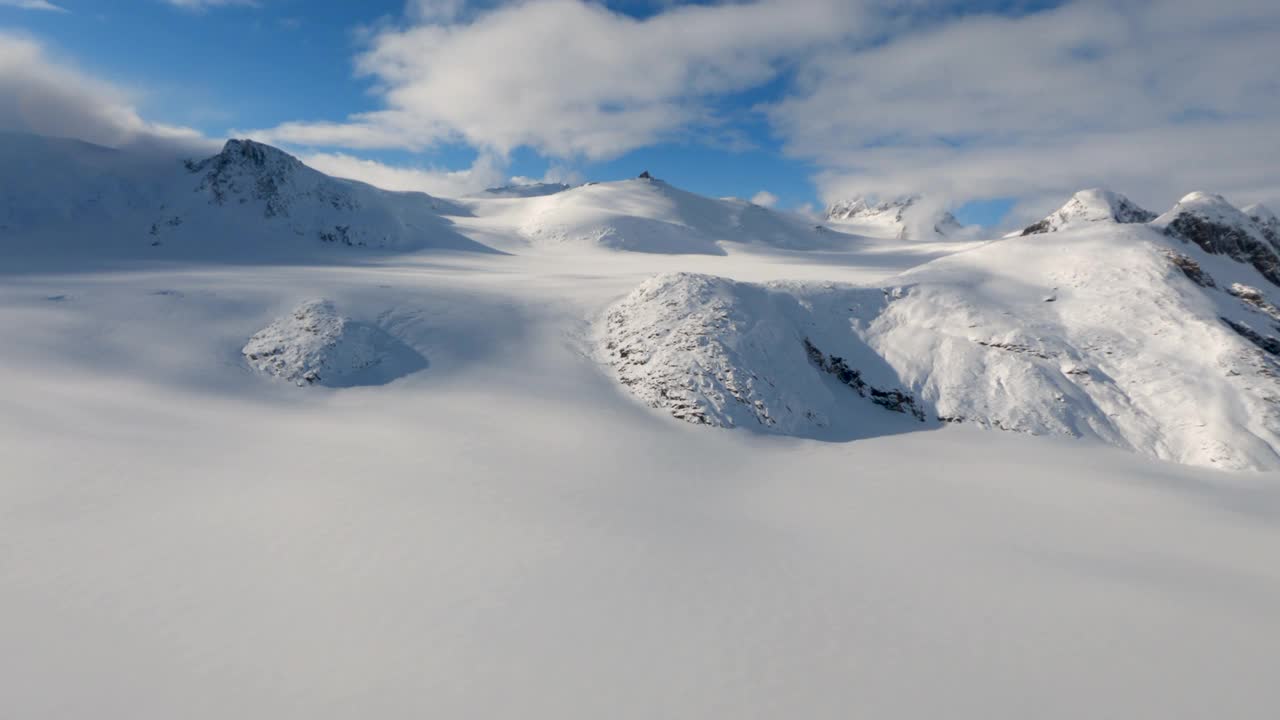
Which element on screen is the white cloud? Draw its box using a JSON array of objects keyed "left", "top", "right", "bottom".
[
  {"left": 0, "top": 0, "right": 66, "bottom": 11},
  {"left": 161, "top": 0, "right": 259, "bottom": 9},
  {"left": 0, "top": 32, "right": 209, "bottom": 149},
  {"left": 750, "top": 190, "right": 778, "bottom": 208},
  {"left": 300, "top": 151, "right": 509, "bottom": 197},
  {"left": 767, "top": 0, "right": 1280, "bottom": 220},
  {"left": 250, "top": 0, "right": 867, "bottom": 159}
]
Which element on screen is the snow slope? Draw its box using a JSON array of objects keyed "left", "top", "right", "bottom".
[
  {"left": 605, "top": 221, "right": 1280, "bottom": 470},
  {"left": 4, "top": 134, "right": 1280, "bottom": 718},
  {"left": 502, "top": 176, "right": 846, "bottom": 254},
  {"left": 5, "top": 249, "right": 1280, "bottom": 720}
]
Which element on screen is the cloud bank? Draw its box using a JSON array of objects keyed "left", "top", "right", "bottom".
[
  {"left": 241, "top": 0, "right": 1280, "bottom": 215},
  {"left": 0, "top": 33, "right": 207, "bottom": 149}
]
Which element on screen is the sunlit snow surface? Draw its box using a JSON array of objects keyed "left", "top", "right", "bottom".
[{"left": 3, "top": 135, "right": 1280, "bottom": 719}]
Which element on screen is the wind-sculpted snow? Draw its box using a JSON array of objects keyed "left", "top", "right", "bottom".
[
  {"left": 1018, "top": 188, "right": 1155, "bottom": 236},
  {"left": 605, "top": 225, "right": 1280, "bottom": 469},
  {"left": 243, "top": 299, "right": 426, "bottom": 387}
]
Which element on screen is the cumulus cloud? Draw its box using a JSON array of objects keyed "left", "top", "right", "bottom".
[
  {"left": 0, "top": 0, "right": 66, "bottom": 11},
  {"left": 249, "top": 0, "right": 866, "bottom": 159},
  {"left": 750, "top": 190, "right": 778, "bottom": 208},
  {"left": 767, "top": 0, "right": 1280, "bottom": 222},
  {"left": 0, "top": 32, "right": 209, "bottom": 149}
]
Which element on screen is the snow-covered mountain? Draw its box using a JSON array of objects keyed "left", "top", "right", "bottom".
[
  {"left": 825, "top": 195, "right": 963, "bottom": 240},
  {"left": 1152, "top": 192, "right": 1280, "bottom": 287},
  {"left": 0, "top": 133, "right": 493, "bottom": 264},
  {"left": 1016, "top": 188, "right": 1156, "bottom": 236},
  {"left": 497, "top": 174, "right": 848, "bottom": 254},
  {"left": 605, "top": 192, "right": 1280, "bottom": 470},
  {"left": 8, "top": 129, "right": 1280, "bottom": 720}
]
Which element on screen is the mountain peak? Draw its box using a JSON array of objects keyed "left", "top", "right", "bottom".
[
  {"left": 1152, "top": 191, "right": 1280, "bottom": 287},
  {"left": 1020, "top": 188, "right": 1155, "bottom": 235},
  {"left": 825, "top": 194, "right": 960, "bottom": 240},
  {"left": 216, "top": 138, "right": 302, "bottom": 170}
]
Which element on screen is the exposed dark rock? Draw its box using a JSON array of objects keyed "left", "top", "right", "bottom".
[
  {"left": 1162, "top": 249, "right": 1216, "bottom": 288},
  {"left": 803, "top": 337, "right": 926, "bottom": 420},
  {"left": 1163, "top": 213, "right": 1280, "bottom": 288},
  {"left": 1229, "top": 283, "right": 1280, "bottom": 321},
  {"left": 975, "top": 340, "right": 1053, "bottom": 360},
  {"left": 1222, "top": 318, "right": 1280, "bottom": 357},
  {"left": 1020, "top": 219, "right": 1052, "bottom": 236}
]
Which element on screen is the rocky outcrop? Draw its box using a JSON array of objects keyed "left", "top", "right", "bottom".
[
  {"left": 1152, "top": 192, "right": 1280, "bottom": 288},
  {"left": 1222, "top": 318, "right": 1280, "bottom": 357},
  {"left": 1162, "top": 249, "right": 1216, "bottom": 288},
  {"left": 243, "top": 300, "right": 426, "bottom": 387},
  {"left": 602, "top": 273, "right": 922, "bottom": 436}
]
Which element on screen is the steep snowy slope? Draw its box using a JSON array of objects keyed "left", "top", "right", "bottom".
[
  {"left": 508, "top": 176, "right": 845, "bottom": 254},
  {"left": 0, "top": 133, "right": 494, "bottom": 264},
  {"left": 1015, "top": 188, "right": 1155, "bottom": 236},
  {"left": 825, "top": 195, "right": 963, "bottom": 240},
  {"left": 605, "top": 221, "right": 1280, "bottom": 470},
  {"left": 1152, "top": 192, "right": 1280, "bottom": 287},
  {"left": 1244, "top": 203, "right": 1280, "bottom": 248}
]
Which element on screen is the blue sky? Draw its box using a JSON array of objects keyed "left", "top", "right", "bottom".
[{"left": 0, "top": 0, "right": 1276, "bottom": 227}]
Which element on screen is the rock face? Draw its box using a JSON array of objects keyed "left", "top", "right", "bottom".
[
  {"left": 243, "top": 300, "right": 425, "bottom": 387},
  {"left": 602, "top": 273, "right": 925, "bottom": 438},
  {"left": 825, "top": 195, "right": 961, "bottom": 240},
  {"left": 1019, "top": 189, "right": 1156, "bottom": 235},
  {"left": 1152, "top": 192, "right": 1280, "bottom": 288},
  {"left": 479, "top": 182, "right": 571, "bottom": 198}
]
